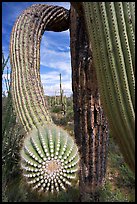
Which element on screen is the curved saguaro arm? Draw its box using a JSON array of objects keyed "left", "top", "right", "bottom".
[
  {"left": 10, "top": 4, "right": 80, "bottom": 194},
  {"left": 72, "top": 2, "right": 135, "bottom": 173},
  {"left": 10, "top": 4, "right": 69, "bottom": 133}
]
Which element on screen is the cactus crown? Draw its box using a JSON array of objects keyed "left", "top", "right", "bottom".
[{"left": 21, "top": 124, "right": 79, "bottom": 194}]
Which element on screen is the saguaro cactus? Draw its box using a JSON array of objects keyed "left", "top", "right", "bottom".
[
  {"left": 70, "top": 6, "right": 109, "bottom": 200},
  {"left": 10, "top": 2, "right": 134, "bottom": 200},
  {"left": 10, "top": 4, "right": 70, "bottom": 132},
  {"left": 10, "top": 4, "right": 79, "bottom": 194},
  {"left": 71, "top": 2, "right": 135, "bottom": 173}
]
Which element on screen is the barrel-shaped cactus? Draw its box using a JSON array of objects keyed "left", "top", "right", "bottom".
[{"left": 21, "top": 124, "right": 79, "bottom": 193}]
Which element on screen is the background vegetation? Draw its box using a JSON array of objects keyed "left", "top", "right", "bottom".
[{"left": 2, "top": 53, "right": 135, "bottom": 202}]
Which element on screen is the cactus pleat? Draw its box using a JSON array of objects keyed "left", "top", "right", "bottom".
[
  {"left": 122, "top": 3, "right": 135, "bottom": 74},
  {"left": 81, "top": 2, "right": 135, "bottom": 172},
  {"left": 10, "top": 4, "right": 80, "bottom": 194},
  {"left": 21, "top": 124, "right": 79, "bottom": 193}
]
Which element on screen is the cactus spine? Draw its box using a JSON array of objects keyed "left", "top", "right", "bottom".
[
  {"left": 10, "top": 4, "right": 80, "bottom": 194},
  {"left": 81, "top": 2, "right": 135, "bottom": 173}
]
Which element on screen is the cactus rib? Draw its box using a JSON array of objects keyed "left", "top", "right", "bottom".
[{"left": 82, "top": 2, "right": 135, "bottom": 172}]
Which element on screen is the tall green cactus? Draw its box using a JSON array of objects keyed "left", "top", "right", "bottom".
[
  {"left": 75, "top": 2, "right": 135, "bottom": 173},
  {"left": 10, "top": 4, "right": 80, "bottom": 194}
]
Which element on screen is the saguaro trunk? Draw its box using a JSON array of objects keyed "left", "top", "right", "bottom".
[{"left": 70, "top": 6, "right": 109, "bottom": 201}]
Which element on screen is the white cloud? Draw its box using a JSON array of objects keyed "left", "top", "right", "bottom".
[
  {"left": 42, "top": 83, "right": 72, "bottom": 97},
  {"left": 40, "top": 71, "right": 72, "bottom": 97},
  {"left": 40, "top": 30, "right": 72, "bottom": 96},
  {"left": 2, "top": 73, "right": 11, "bottom": 80},
  {"left": 40, "top": 33, "right": 71, "bottom": 72},
  {"left": 41, "top": 71, "right": 71, "bottom": 86},
  {"left": 42, "top": 30, "right": 70, "bottom": 49},
  {"left": 39, "top": 18, "right": 71, "bottom": 96}
]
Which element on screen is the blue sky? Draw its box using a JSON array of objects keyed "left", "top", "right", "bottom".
[{"left": 2, "top": 2, "right": 71, "bottom": 96}]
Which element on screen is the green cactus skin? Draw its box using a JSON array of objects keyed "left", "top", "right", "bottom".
[
  {"left": 10, "top": 4, "right": 69, "bottom": 132},
  {"left": 10, "top": 4, "right": 80, "bottom": 194},
  {"left": 81, "top": 2, "right": 135, "bottom": 173},
  {"left": 21, "top": 124, "right": 79, "bottom": 193}
]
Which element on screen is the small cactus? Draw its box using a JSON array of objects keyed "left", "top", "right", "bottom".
[{"left": 21, "top": 124, "right": 79, "bottom": 193}]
